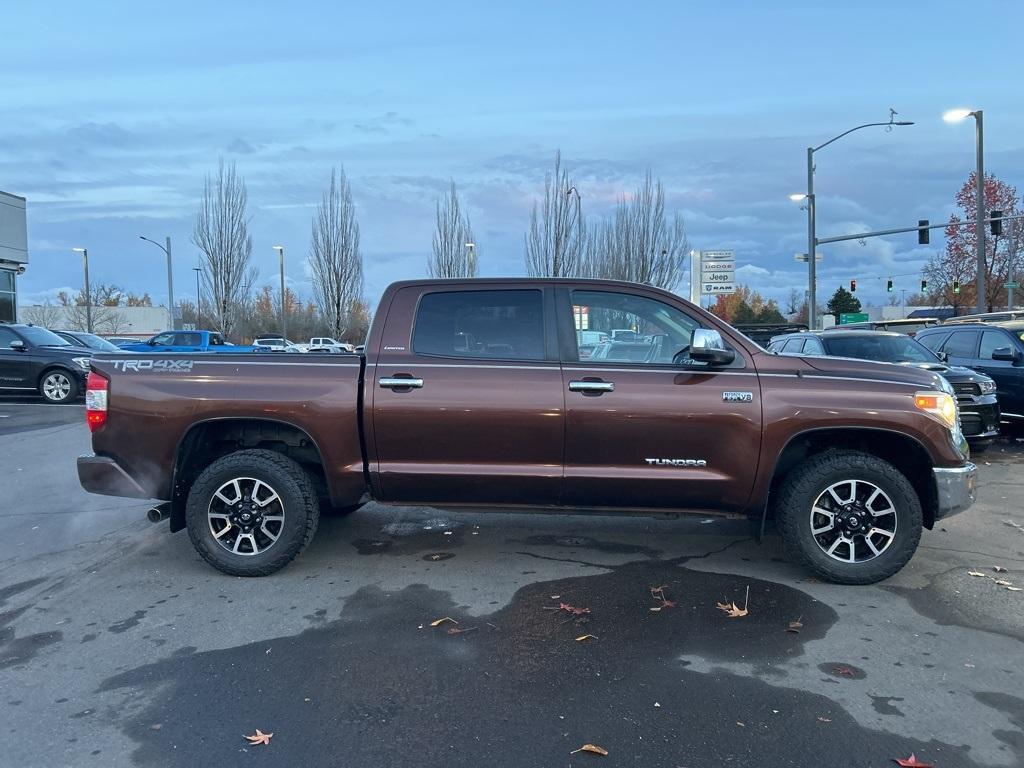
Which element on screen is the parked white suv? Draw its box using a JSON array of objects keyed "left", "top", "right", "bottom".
[{"left": 307, "top": 337, "right": 355, "bottom": 354}]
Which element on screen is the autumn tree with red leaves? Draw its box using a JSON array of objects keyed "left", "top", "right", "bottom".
[{"left": 923, "top": 173, "right": 1024, "bottom": 312}]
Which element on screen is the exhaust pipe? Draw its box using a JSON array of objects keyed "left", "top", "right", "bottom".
[{"left": 146, "top": 503, "right": 171, "bottom": 524}]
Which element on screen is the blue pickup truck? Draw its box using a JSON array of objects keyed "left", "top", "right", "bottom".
[{"left": 118, "top": 330, "right": 260, "bottom": 353}]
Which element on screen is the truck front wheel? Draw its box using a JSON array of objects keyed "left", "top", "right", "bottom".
[
  {"left": 774, "top": 449, "right": 922, "bottom": 585},
  {"left": 185, "top": 449, "right": 320, "bottom": 576}
]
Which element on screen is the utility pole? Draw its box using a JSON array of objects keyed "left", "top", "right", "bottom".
[
  {"left": 192, "top": 267, "right": 202, "bottom": 323},
  {"left": 273, "top": 246, "right": 286, "bottom": 340},
  {"left": 72, "top": 248, "right": 91, "bottom": 332},
  {"left": 139, "top": 236, "right": 175, "bottom": 329}
]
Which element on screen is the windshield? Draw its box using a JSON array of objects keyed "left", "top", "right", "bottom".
[
  {"left": 20, "top": 326, "right": 71, "bottom": 347},
  {"left": 74, "top": 333, "right": 120, "bottom": 352},
  {"left": 824, "top": 334, "right": 939, "bottom": 364}
]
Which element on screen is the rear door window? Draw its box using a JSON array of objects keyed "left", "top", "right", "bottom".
[
  {"left": 942, "top": 330, "right": 980, "bottom": 359},
  {"left": 802, "top": 337, "right": 825, "bottom": 355},
  {"left": 413, "top": 290, "right": 545, "bottom": 361}
]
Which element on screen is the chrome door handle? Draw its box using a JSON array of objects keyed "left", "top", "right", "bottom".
[
  {"left": 568, "top": 380, "right": 614, "bottom": 392},
  {"left": 379, "top": 376, "right": 424, "bottom": 389}
]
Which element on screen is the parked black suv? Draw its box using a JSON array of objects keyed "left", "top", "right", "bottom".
[
  {"left": 53, "top": 330, "right": 123, "bottom": 353},
  {"left": 916, "top": 321, "right": 1024, "bottom": 426},
  {"left": 0, "top": 323, "right": 93, "bottom": 403},
  {"left": 769, "top": 329, "right": 1000, "bottom": 450}
]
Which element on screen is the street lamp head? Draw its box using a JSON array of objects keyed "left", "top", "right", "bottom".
[
  {"left": 464, "top": 242, "right": 475, "bottom": 249},
  {"left": 272, "top": 245, "right": 284, "bottom": 252},
  {"left": 72, "top": 247, "right": 86, "bottom": 253},
  {"left": 789, "top": 193, "right": 807, "bottom": 202},
  {"left": 943, "top": 108, "right": 974, "bottom": 123},
  {"left": 893, "top": 121, "right": 914, "bottom": 126}
]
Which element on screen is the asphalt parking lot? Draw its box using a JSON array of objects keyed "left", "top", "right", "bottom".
[{"left": 1, "top": 398, "right": 1023, "bottom": 768}]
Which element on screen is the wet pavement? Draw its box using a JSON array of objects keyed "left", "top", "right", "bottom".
[{"left": 1, "top": 410, "right": 1022, "bottom": 767}]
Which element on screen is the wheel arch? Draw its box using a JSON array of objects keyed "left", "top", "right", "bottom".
[
  {"left": 760, "top": 427, "right": 938, "bottom": 532},
  {"left": 169, "top": 417, "right": 328, "bottom": 533}
]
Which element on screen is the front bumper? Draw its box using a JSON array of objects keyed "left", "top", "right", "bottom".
[
  {"left": 959, "top": 399, "right": 1000, "bottom": 442},
  {"left": 77, "top": 453, "right": 151, "bottom": 499},
  {"left": 933, "top": 463, "right": 977, "bottom": 521}
]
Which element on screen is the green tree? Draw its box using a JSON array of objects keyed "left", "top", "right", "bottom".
[{"left": 826, "top": 286, "right": 862, "bottom": 316}]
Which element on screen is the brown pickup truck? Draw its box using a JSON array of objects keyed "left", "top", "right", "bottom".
[{"left": 78, "top": 278, "right": 976, "bottom": 584}]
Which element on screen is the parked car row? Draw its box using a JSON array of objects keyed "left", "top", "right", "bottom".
[{"left": 768, "top": 325, "right": 1022, "bottom": 450}]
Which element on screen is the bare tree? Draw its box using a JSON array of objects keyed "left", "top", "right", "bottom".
[
  {"left": 309, "top": 168, "right": 364, "bottom": 340},
  {"left": 584, "top": 172, "right": 689, "bottom": 290},
  {"left": 21, "top": 301, "right": 63, "bottom": 328},
  {"left": 192, "top": 159, "right": 257, "bottom": 338},
  {"left": 429, "top": 181, "right": 477, "bottom": 278},
  {"left": 524, "top": 151, "right": 585, "bottom": 277},
  {"left": 785, "top": 288, "right": 802, "bottom": 315}
]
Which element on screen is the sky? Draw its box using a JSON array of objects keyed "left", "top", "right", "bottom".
[{"left": 4, "top": 1, "right": 1024, "bottom": 312}]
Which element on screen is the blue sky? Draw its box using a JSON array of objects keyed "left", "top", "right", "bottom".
[{"left": 4, "top": 1, "right": 1023, "bottom": 310}]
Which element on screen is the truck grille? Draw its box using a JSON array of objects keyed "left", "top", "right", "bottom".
[{"left": 952, "top": 382, "right": 981, "bottom": 397}]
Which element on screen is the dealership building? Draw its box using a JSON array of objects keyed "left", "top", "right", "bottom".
[{"left": 0, "top": 191, "right": 28, "bottom": 323}]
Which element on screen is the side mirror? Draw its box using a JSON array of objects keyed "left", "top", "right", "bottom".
[
  {"left": 9, "top": 340, "right": 25, "bottom": 351},
  {"left": 991, "top": 347, "right": 1017, "bottom": 362},
  {"left": 688, "top": 329, "right": 736, "bottom": 366},
  {"left": 147, "top": 339, "right": 157, "bottom": 346}
]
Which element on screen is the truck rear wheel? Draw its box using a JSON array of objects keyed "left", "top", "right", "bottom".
[
  {"left": 185, "top": 449, "right": 320, "bottom": 576},
  {"left": 774, "top": 449, "right": 922, "bottom": 585}
]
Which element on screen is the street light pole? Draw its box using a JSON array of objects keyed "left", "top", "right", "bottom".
[
  {"left": 944, "top": 108, "right": 986, "bottom": 313},
  {"left": 273, "top": 246, "right": 286, "bottom": 340},
  {"left": 139, "top": 236, "right": 175, "bottom": 329},
  {"left": 192, "top": 266, "right": 202, "bottom": 319},
  {"left": 795, "top": 113, "right": 913, "bottom": 329},
  {"left": 974, "top": 110, "right": 986, "bottom": 313},
  {"left": 465, "top": 242, "right": 476, "bottom": 276},
  {"left": 72, "top": 248, "right": 91, "bottom": 333}
]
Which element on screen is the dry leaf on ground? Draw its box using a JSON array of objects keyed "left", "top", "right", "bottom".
[
  {"left": 993, "top": 565, "right": 1007, "bottom": 573},
  {"left": 787, "top": 617, "right": 803, "bottom": 633},
  {"left": 570, "top": 744, "right": 609, "bottom": 756},
  {"left": 244, "top": 729, "right": 273, "bottom": 746},
  {"left": 430, "top": 617, "right": 458, "bottom": 627},
  {"left": 575, "top": 634, "right": 598, "bottom": 642},
  {"left": 968, "top": 570, "right": 985, "bottom": 577},
  {"left": 893, "top": 754, "right": 934, "bottom": 767},
  {"left": 559, "top": 602, "right": 591, "bottom": 616},
  {"left": 717, "top": 586, "right": 750, "bottom": 618},
  {"left": 447, "top": 626, "right": 478, "bottom": 635}
]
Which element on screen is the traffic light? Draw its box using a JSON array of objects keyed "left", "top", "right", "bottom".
[
  {"left": 921, "top": 279, "right": 928, "bottom": 293},
  {"left": 991, "top": 210, "right": 1003, "bottom": 236},
  {"left": 918, "top": 220, "right": 930, "bottom": 245},
  {"left": 887, "top": 278, "right": 894, "bottom": 292},
  {"left": 953, "top": 280, "right": 961, "bottom": 294},
  {"left": 850, "top": 279, "right": 857, "bottom": 293}
]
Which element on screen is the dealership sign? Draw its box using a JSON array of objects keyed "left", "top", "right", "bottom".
[{"left": 700, "top": 249, "right": 735, "bottom": 295}]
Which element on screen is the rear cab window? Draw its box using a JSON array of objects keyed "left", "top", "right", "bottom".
[{"left": 413, "top": 289, "right": 545, "bottom": 361}]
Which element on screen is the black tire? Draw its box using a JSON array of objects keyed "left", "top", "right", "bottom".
[
  {"left": 185, "top": 449, "right": 319, "bottom": 576},
  {"left": 774, "top": 449, "right": 922, "bottom": 585},
  {"left": 967, "top": 441, "right": 990, "bottom": 455},
  {"left": 39, "top": 368, "right": 79, "bottom": 404}
]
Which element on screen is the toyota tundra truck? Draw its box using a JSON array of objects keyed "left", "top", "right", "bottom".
[{"left": 77, "top": 278, "right": 977, "bottom": 584}]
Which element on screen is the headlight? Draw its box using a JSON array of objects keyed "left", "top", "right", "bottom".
[
  {"left": 72, "top": 357, "right": 92, "bottom": 371},
  {"left": 979, "top": 379, "right": 997, "bottom": 395},
  {"left": 914, "top": 390, "right": 958, "bottom": 430}
]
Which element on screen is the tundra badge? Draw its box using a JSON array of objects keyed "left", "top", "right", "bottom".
[
  {"left": 723, "top": 391, "right": 753, "bottom": 403},
  {"left": 645, "top": 458, "right": 708, "bottom": 467}
]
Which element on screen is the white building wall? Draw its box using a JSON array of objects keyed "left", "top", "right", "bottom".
[{"left": 16, "top": 305, "right": 169, "bottom": 338}]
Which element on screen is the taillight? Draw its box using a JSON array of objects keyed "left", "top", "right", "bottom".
[{"left": 86, "top": 372, "right": 108, "bottom": 432}]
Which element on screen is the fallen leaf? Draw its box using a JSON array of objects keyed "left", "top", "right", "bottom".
[
  {"left": 833, "top": 666, "right": 856, "bottom": 677},
  {"left": 817, "top": 716, "right": 832, "bottom": 723},
  {"left": 736, "top": 721, "right": 745, "bottom": 727},
  {"left": 447, "top": 626, "right": 478, "bottom": 635},
  {"left": 550, "top": 595, "right": 561, "bottom": 600},
  {"left": 716, "top": 585, "right": 750, "bottom": 618},
  {"left": 993, "top": 566, "right": 1007, "bottom": 573},
  {"left": 430, "top": 617, "right": 458, "bottom": 627},
  {"left": 1006, "top": 586, "right": 1022, "bottom": 591},
  {"left": 968, "top": 570, "right": 986, "bottom": 577},
  {"left": 994, "top": 579, "right": 1013, "bottom": 587},
  {"left": 893, "top": 754, "right": 934, "bottom": 767},
  {"left": 559, "top": 602, "right": 591, "bottom": 616},
  {"left": 649, "top": 606, "right": 662, "bottom": 612},
  {"left": 787, "top": 617, "right": 803, "bottom": 633},
  {"left": 575, "top": 634, "right": 598, "bottom": 642},
  {"left": 570, "top": 743, "right": 608, "bottom": 756},
  {"left": 244, "top": 729, "right": 273, "bottom": 746}
]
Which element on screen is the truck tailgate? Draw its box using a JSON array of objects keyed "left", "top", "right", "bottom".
[{"left": 86, "top": 353, "right": 366, "bottom": 505}]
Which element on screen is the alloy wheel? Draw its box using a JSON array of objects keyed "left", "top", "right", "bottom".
[
  {"left": 42, "top": 373, "right": 72, "bottom": 402},
  {"left": 809, "top": 479, "right": 898, "bottom": 563},
  {"left": 207, "top": 477, "right": 285, "bottom": 556}
]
